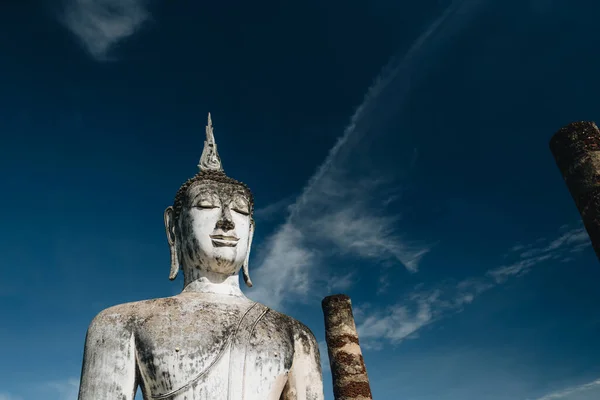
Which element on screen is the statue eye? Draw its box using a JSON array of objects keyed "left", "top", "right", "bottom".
[
  {"left": 198, "top": 203, "right": 218, "bottom": 209},
  {"left": 194, "top": 198, "right": 220, "bottom": 209},
  {"left": 232, "top": 206, "right": 250, "bottom": 216},
  {"left": 231, "top": 197, "right": 250, "bottom": 215}
]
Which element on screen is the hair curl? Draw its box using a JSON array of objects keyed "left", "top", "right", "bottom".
[{"left": 172, "top": 170, "right": 254, "bottom": 223}]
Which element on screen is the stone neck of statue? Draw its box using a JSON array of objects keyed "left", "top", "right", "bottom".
[{"left": 181, "top": 270, "right": 245, "bottom": 298}]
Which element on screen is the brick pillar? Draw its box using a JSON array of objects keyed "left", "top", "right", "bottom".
[
  {"left": 549, "top": 121, "right": 600, "bottom": 260},
  {"left": 322, "top": 294, "right": 373, "bottom": 400}
]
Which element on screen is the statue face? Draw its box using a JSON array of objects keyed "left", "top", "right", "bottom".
[{"left": 177, "top": 180, "right": 252, "bottom": 276}]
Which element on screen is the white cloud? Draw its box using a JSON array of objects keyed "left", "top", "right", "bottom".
[
  {"left": 376, "top": 273, "right": 391, "bottom": 295},
  {"left": 488, "top": 227, "right": 590, "bottom": 283},
  {"left": 355, "top": 225, "right": 590, "bottom": 348},
  {"left": 356, "top": 278, "right": 493, "bottom": 348},
  {"left": 254, "top": 195, "right": 296, "bottom": 223},
  {"left": 372, "top": 344, "right": 575, "bottom": 400},
  {"left": 0, "top": 393, "right": 22, "bottom": 400},
  {"left": 356, "top": 291, "right": 441, "bottom": 348},
  {"left": 250, "top": 222, "right": 316, "bottom": 306},
  {"left": 533, "top": 379, "right": 600, "bottom": 400},
  {"left": 249, "top": 0, "right": 478, "bottom": 310},
  {"left": 47, "top": 377, "right": 79, "bottom": 400},
  {"left": 60, "top": 0, "right": 151, "bottom": 61}
]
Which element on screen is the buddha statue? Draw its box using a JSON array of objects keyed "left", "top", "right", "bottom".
[{"left": 77, "top": 114, "right": 324, "bottom": 400}]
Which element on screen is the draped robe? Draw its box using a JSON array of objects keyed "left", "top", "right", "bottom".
[{"left": 78, "top": 295, "right": 324, "bottom": 400}]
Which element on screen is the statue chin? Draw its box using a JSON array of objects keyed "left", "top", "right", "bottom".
[
  {"left": 180, "top": 235, "right": 246, "bottom": 274},
  {"left": 211, "top": 247, "right": 247, "bottom": 276},
  {"left": 184, "top": 253, "right": 244, "bottom": 280}
]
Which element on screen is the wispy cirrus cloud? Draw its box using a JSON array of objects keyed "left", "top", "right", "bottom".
[
  {"left": 0, "top": 393, "right": 22, "bottom": 400},
  {"left": 356, "top": 277, "right": 493, "bottom": 349},
  {"left": 249, "top": 0, "right": 481, "bottom": 310},
  {"left": 253, "top": 195, "right": 296, "bottom": 223},
  {"left": 47, "top": 377, "right": 79, "bottom": 400},
  {"left": 355, "top": 226, "right": 590, "bottom": 349},
  {"left": 533, "top": 378, "right": 600, "bottom": 400},
  {"left": 60, "top": 0, "right": 152, "bottom": 61},
  {"left": 488, "top": 226, "right": 590, "bottom": 283}
]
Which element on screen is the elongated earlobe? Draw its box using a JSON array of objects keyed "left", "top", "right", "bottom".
[
  {"left": 164, "top": 206, "right": 180, "bottom": 281},
  {"left": 242, "top": 221, "right": 254, "bottom": 287},
  {"left": 168, "top": 245, "right": 180, "bottom": 281}
]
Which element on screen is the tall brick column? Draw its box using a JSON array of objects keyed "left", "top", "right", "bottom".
[
  {"left": 549, "top": 121, "right": 600, "bottom": 261},
  {"left": 322, "top": 294, "right": 373, "bottom": 400}
]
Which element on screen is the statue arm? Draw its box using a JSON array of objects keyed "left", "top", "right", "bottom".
[
  {"left": 281, "top": 324, "right": 325, "bottom": 400},
  {"left": 78, "top": 308, "right": 138, "bottom": 400}
]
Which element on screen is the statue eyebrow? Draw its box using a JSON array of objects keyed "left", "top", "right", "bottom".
[
  {"left": 190, "top": 188, "right": 220, "bottom": 202},
  {"left": 231, "top": 191, "right": 249, "bottom": 200}
]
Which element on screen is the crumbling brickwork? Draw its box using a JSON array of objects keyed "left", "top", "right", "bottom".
[
  {"left": 550, "top": 121, "right": 600, "bottom": 261},
  {"left": 322, "top": 295, "right": 373, "bottom": 400}
]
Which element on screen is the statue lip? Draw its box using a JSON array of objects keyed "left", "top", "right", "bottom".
[{"left": 210, "top": 234, "right": 239, "bottom": 247}]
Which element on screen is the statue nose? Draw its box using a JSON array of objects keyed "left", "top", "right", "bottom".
[
  {"left": 216, "top": 218, "right": 235, "bottom": 231},
  {"left": 215, "top": 208, "right": 235, "bottom": 231}
]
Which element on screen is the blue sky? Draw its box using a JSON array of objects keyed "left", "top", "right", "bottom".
[{"left": 2, "top": 0, "right": 600, "bottom": 399}]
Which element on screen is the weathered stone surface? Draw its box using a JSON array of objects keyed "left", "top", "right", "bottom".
[
  {"left": 77, "top": 114, "right": 324, "bottom": 400},
  {"left": 322, "top": 294, "right": 373, "bottom": 400},
  {"left": 549, "top": 121, "right": 599, "bottom": 260}
]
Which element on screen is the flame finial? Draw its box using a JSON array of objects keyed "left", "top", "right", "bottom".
[{"left": 198, "top": 112, "right": 223, "bottom": 172}]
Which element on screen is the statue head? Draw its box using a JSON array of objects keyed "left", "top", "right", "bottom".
[{"left": 164, "top": 114, "right": 255, "bottom": 287}]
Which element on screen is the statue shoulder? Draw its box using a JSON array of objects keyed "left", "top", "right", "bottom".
[
  {"left": 88, "top": 297, "right": 179, "bottom": 331},
  {"left": 264, "top": 308, "right": 319, "bottom": 345},
  {"left": 290, "top": 318, "right": 320, "bottom": 354},
  {"left": 263, "top": 309, "right": 322, "bottom": 379},
  {"left": 88, "top": 302, "right": 138, "bottom": 332}
]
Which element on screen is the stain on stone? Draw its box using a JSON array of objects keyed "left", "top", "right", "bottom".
[
  {"left": 550, "top": 121, "right": 600, "bottom": 261},
  {"left": 173, "top": 171, "right": 254, "bottom": 224},
  {"left": 327, "top": 334, "right": 359, "bottom": 349},
  {"left": 337, "top": 381, "right": 373, "bottom": 399}
]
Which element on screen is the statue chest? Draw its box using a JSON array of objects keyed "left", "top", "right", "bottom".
[{"left": 134, "top": 304, "right": 294, "bottom": 399}]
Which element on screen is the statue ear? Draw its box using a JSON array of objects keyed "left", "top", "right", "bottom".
[
  {"left": 242, "top": 220, "right": 254, "bottom": 287},
  {"left": 164, "top": 206, "right": 180, "bottom": 281}
]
